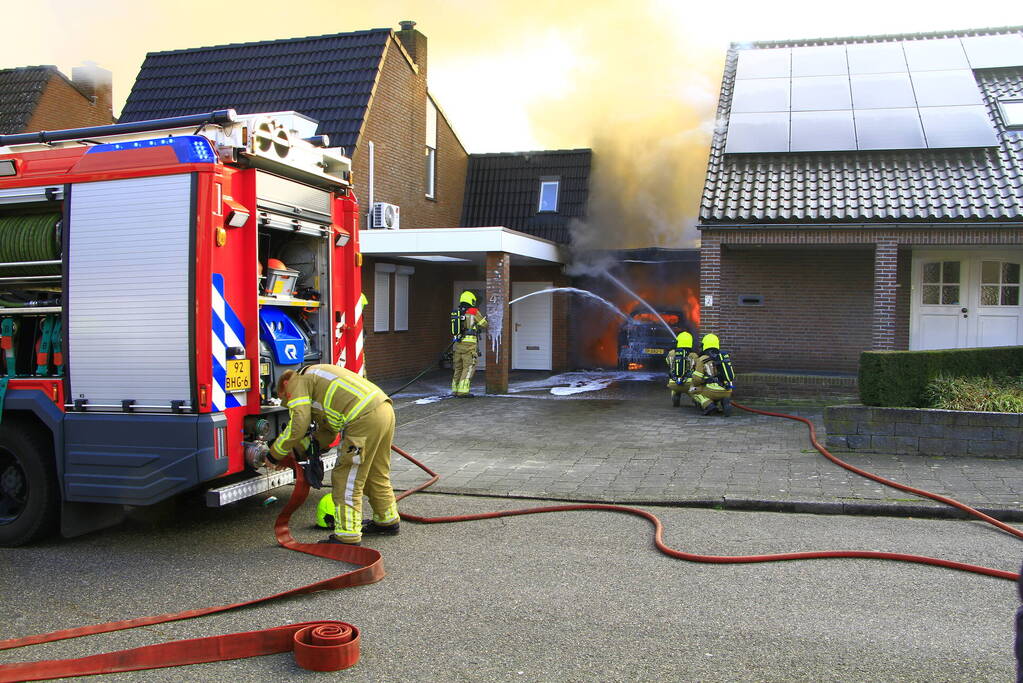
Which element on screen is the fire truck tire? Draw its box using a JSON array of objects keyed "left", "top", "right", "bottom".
[{"left": 0, "top": 422, "right": 59, "bottom": 547}]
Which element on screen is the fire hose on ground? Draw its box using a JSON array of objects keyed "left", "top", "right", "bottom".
[{"left": 0, "top": 402, "right": 1019, "bottom": 680}]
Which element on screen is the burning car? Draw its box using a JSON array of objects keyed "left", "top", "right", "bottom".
[{"left": 617, "top": 309, "right": 688, "bottom": 370}]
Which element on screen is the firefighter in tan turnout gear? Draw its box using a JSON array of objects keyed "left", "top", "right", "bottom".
[
  {"left": 689, "top": 333, "right": 735, "bottom": 417},
  {"left": 451, "top": 290, "right": 487, "bottom": 397},
  {"left": 666, "top": 331, "right": 697, "bottom": 407},
  {"left": 269, "top": 364, "right": 400, "bottom": 544}
]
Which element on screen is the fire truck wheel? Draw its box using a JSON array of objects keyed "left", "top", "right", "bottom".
[{"left": 0, "top": 423, "right": 59, "bottom": 547}]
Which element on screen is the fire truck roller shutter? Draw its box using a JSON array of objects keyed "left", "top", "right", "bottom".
[
  {"left": 0, "top": 214, "right": 61, "bottom": 276},
  {"left": 67, "top": 174, "right": 193, "bottom": 409}
]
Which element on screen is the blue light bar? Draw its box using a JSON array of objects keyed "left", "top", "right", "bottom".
[{"left": 85, "top": 135, "right": 217, "bottom": 163}]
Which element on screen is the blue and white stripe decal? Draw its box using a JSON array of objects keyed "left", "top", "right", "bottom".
[{"left": 212, "top": 273, "right": 247, "bottom": 411}]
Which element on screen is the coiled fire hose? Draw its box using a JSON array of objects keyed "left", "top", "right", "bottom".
[
  {"left": 0, "top": 402, "right": 1018, "bottom": 681},
  {"left": 0, "top": 214, "right": 61, "bottom": 276}
]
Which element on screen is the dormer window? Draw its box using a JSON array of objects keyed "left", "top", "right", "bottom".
[
  {"left": 999, "top": 99, "right": 1023, "bottom": 129},
  {"left": 538, "top": 177, "right": 559, "bottom": 212}
]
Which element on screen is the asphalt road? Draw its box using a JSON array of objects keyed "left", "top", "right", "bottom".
[{"left": 1, "top": 489, "right": 1019, "bottom": 682}]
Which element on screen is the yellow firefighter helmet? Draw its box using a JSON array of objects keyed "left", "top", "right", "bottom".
[
  {"left": 701, "top": 333, "right": 720, "bottom": 351},
  {"left": 316, "top": 493, "right": 335, "bottom": 529},
  {"left": 459, "top": 290, "right": 477, "bottom": 306},
  {"left": 675, "top": 332, "right": 693, "bottom": 349}
]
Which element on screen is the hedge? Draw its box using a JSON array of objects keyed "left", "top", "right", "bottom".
[{"left": 859, "top": 346, "right": 1023, "bottom": 407}]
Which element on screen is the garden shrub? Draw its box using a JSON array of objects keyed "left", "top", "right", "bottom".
[{"left": 922, "top": 374, "right": 1023, "bottom": 412}]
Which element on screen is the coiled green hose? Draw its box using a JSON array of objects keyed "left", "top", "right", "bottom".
[{"left": 0, "top": 213, "right": 61, "bottom": 275}]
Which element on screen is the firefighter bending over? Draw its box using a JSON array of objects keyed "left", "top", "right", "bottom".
[
  {"left": 689, "top": 333, "right": 735, "bottom": 416},
  {"left": 666, "top": 331, "right": 697, "bottom": 407},
  {"left": 450, "top": 290, "right": 487, "bottom": 397},
  {"left": 268, "top": 364, "right": 400, "bottom": 545}
]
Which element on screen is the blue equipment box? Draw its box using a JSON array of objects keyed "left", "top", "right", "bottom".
[{"left": 259, "top": 307, "right": 305, "bottom": 365}]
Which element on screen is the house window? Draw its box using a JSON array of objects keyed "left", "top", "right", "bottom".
[
  {"left": 999, "top": 99, "right": 1023, "bottom": 129},
  {"left": 538, "top": 177, "right": 559, "bottom": 212},
  {"left": 981, "top": 260, "right": 1020, "bottom": 306},
  {"left": 394, "top": 266, "right": 414, "bottom": 331},
  {"left": 373, "top": 264, "right": 395, "bottom": 332},
  {"left": 921, "top": 260, "right": 960, "bottom": 305},
  {"left": 425, "top": 98, "right": 437, "bottom": 198}
]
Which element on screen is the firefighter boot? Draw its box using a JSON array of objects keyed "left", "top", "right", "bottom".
[
  {"left": 720, "top": 398, "right": 733, "bottom": 417},
  {"left": 362, "top": 519, "right": 400, "bottom": 535}
]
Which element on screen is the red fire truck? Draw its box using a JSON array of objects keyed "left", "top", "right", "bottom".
[{"left": 0, "top": 110, "right": 366, "bottom": 545}]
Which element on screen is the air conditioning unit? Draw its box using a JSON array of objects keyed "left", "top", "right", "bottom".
[{"left": 371, "top": 202, "right": 400, "bottom": 230}]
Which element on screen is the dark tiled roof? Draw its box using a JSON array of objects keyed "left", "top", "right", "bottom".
[
  {"left": 461, "top": 149, "right": 592, "bottom": 244},
  {"left": 120, "top": 29, "right": 391, "bottom": 153},
  {"left": 0, "top": 66, "right": 55, "bottom": 134},
  {"left": 700, "top": 27, "right": 1023, "bottom": 224}
]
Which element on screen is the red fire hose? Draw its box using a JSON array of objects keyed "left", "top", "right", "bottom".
[{"left": 0, "top": 401, "right": 1018, "bottom": 680}]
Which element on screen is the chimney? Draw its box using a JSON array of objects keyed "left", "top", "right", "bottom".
[
  {"left": 396, "top": 20, "right": 427, "bottom": 79},
  {"left": 71, "top": 61, "right": 113, "bottom": 120}
]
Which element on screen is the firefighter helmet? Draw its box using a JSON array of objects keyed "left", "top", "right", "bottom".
[
  {"left": 267, "top": 258, "right": 287, "bottom": 271},
  {"left": 675, "top": 332, "right": 693, "bottom": 349},
  {"left": 701, "top": 333, "right": 720, "bottom": 351},
  {"left": 459, "top": 290, "right": 477, "bottom": 306},
  {"left": 316, "top": 493, "right": 336, "bottom": 529}
]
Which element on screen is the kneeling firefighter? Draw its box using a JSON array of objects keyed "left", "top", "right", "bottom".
[
  {"left": 450, "top": 290, "right": 487, "bottom": 397},
  {"left": 666, "top": 331, "right": 697, "bottom": 407},
  {"left": 268, "top": 364, "right": 400, "bottom": 545},
  {"left": 689, "top": 333, "right": 735, "bottom": 416}
]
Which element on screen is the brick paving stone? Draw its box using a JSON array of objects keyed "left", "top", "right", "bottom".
[{"left": 386, "top": 372, "right": 1023, "bottom": 520}]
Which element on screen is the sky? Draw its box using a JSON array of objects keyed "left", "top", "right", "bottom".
[{"left": 5, "top": 0, "right": 1020, "bottom": 248}]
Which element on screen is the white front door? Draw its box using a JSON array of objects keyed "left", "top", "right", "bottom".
[
  {"left": 452, "top": 281, "right": 485, "bottom": 369},
  {"left": 911, "top": 250, "right": 1022, "bottom": 349},
  {"left": 511, "top": 282, "right": 553, "bottom": 370}
]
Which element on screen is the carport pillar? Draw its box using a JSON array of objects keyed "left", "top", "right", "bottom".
[
  {"left": 872, "top": 239, "right": 898, "bottom": 350},
  {"left": 699, "top": 236, "right": 721, "bottom": 337},
  {"left": 485, "top": 251, "right": 511, "bottom": 394}
]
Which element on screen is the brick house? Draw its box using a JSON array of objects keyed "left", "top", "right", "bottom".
[
  {"left": 0, "top": 63, "right": 114, "bottom": 134},
  {"left": 699, "top": 26, "right": 1023, "bottom": 378},
  {"left": 120, "top": 22, "right": 588, "bottom": 390}
]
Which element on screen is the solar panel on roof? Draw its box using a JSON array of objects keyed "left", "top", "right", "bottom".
[
  {"left": 790, "top": 110, "right": 857, "bottom": 151},
  {"left": 791, "top": 76, "right": 852, "bottom": 111},
  {"left": 735, "top": 48, "right": 791, "bottom": 79},
  {"left": 791, "top": 45, "right": 848, "bottom": 77},
  {"left": 961, "top": 34, "right": 1023, "bottom": 69},
  {"left": 731, "top": 78, "right": 790, "bottom": 113},
  {"left": 724, "top": 112, "right": 790, "bottom": 153},
  {"left": 850, "top": 72, "right": 917, "bottom": 109},
  {"left": 902, "top": 37, "right": 970, "bottom": 71},
  {"left": 910, "top": 69, "right": 985, "bottom": 107},
  {"left": 919, "top": 105, "right": 1000, "bottom": 147},
  {"left": 846, "top": 42, "right": 908, "bottom": 74},
  {"left": 727, "top": 34, "right": 1008, "bottom": 153},
  {"left": 854, "top": 108, "right": 926, "bottom": 150}
]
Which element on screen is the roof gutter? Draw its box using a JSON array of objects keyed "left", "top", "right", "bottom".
[{"left": 698, "top": 221, "right": 1023, "bottom": 230}]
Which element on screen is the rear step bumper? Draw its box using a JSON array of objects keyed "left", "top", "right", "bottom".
[{"left": 204, "top": 451, "right": 337, "bottom": 507}]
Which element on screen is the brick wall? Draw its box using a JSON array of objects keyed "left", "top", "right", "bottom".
[
  {"left": 717, "top": 247, "right": 875, "bottom": 373},
  {"left": 25, "top": 74, "right": 114, "bottom": 132},
  {"left": 351, "top": 37, "right": 467, "bottom": 232},
  {"left": 362, "top": 256, "right": 457, "bottom": 382}
]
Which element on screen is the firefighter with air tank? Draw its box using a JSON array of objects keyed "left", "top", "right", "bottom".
[
  {"left": 666, "top": 331, "right": 697, "bottom": 407},
  {"left": 450, "top": 290, "right": 487, "bottom": 397},
  {"left": 688, "top": 333, "right": 735, "bottom": 416}
]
